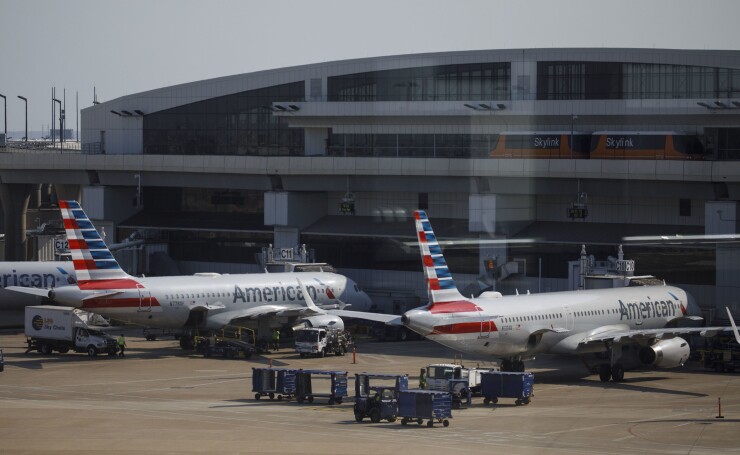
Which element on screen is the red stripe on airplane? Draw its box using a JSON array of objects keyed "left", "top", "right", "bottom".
[
  {"left": 78, "top": 279, "right": 141, "bottom": 290},
  {"left": 423, "top": 255, "right": 434, "bottom": 267},
  {"left": 428, "top": 300, "right": 482, "bottom": 314},
  {"left": 59, "top": 201, "right": 70, "bottom": 209},
  {"left": 63, "top": 219, "right": 79, "bottom": 230},
  {"left": 414, "top": 211, "right": 421, "bottom": 220},
  {"left": 82, "top": 297, "right": 161, "bottom": 309},
  {"left": 431, "top": 321, "right": 498, "bottom": 335},
  {"left": 418, "top": 231, "right": 427, "bottom": 243},
  {"left": 428, "top": 278, "right": 440, "bottom": 290},
  {"left": 68, "top": 239, "right": 88, "bottom": 250},
  {"left": 73, "top": 259, "right": 98, "bottom": 270}
]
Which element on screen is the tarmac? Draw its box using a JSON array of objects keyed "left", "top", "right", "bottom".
[{"left": 0, "top": 329, "right": 738, "bottom": 455}]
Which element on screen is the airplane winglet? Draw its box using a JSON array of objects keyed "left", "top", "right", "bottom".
[
  {"left": 296, "top": 278, "right": 322, "bottom": 313},
  {"left": 727, "top": 307, "right": 740, "bottom": 345}
]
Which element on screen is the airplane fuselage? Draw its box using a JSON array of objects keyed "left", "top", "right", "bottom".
[
  {"left": 403, "top": 285, "right": 688, "bottom": 358},
  {"left": 0, "top": 262, "right": 77, "bottom": 328},
  {"left": 78, "top": 271, "right": 366, "bottom": 330}
]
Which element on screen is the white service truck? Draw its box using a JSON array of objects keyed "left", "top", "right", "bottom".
[
  {"left": 424, "top": 363, "right": 492, "bottom": 395},
  {"left": 294, "top": 327, "right": 352, "bottom": 358},
  {"left": 25, "top": 306, "right": 119, "bottom": 357}
]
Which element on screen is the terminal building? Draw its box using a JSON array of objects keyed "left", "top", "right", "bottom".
[{"left": 2, "top": 48, "right": 740, "bottom": 322}]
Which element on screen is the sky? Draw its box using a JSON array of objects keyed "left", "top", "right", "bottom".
[{"left": 1, "top": 0, "right": 739, "bottom": 135}]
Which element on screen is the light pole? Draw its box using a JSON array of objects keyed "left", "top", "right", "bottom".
[
  {"left": 53, "top": 98, "right": 63, "bottom": 148},
  {"left": 0, "top": 94, "right": 6, "bottom": 146},
  {"left": 17, "top": 96, "right": 27, "bottom": 143}
]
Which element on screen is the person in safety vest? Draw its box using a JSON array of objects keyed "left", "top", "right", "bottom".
[
  {"left": 272, "top": 329, "right": 280, "bottom": 352},
  {"left": 118, "top": 334, "right": 127, "bottom": 357}
]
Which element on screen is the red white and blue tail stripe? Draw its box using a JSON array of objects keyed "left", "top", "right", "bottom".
[
  {"left": 415, "top": 210, "right": 472, "bottom": 307},
  {"left": 60, "top": 200, "right": 140, "bottom": 290}
]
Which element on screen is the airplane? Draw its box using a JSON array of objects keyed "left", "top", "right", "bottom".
[
  {"left": 330, "top": 210, "right": 740, "bottom": 382},
  {"left": 0, "top": 262, "right": 77, "bottom": 328},
  {"left": 7, "top": 200, "right": 372, "bottom": 348}
]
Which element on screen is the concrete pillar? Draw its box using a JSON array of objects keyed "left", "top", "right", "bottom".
[
  {"left": 0, "top": 183, "right": 34, "bottom": 260},
  {"left": 705, "top": 201, "right": 740, "bottom": 316},
  {"left": 53, "top": 184, "right": 82, "bottom": 204}
]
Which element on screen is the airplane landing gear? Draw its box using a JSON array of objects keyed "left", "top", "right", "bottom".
[{"left": 500, "top": 358, "right": 525, "bottom": 372}]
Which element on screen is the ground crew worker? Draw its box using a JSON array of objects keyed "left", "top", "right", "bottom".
[
  {"left": 118, "top": 334, "right": 127, "bottom": 358},
  {"left": 419, "top": 368, "right": 426, "bottom": 389},
  {"left": 272, "top": 329, "right": 280, "bottom": 352}
]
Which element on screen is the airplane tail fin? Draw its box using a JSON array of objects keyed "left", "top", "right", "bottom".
[
  {"left": 414, "top": 210, "right": 466, "bottom": 305},
  {"left": 60, "top": 200, "right": 139, "bottom": 290}
]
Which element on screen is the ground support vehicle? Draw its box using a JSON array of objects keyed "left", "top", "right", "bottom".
[
  {"left": 196, "top": 336, "right": 255, "bottom": 359},
  {"left": 24, "top": 306, "right": 118, "bottom": 357},
  {"left": 398, "top": 389, "right": 451, "bottom": 427},
  {"left": 481, "top": 371, "right": 534, "bottom": 406},
  {"left": 252, "top": 368, "right": 298, "bottom": 400},
  {"left": 424, "top": 363, "right": 489, "bottom": 396},
  {"left": 353, "top": 373, "right": 409, "bottom": 423},
  {"left": 295, "top": 370, "right": 348, "bottom": 404},
  {"left": 448, "top": 379, "right": 471, "bottom": 409},
  {"left": 294, "top": 327, "right": 353, "bottom": 358},
  {"left": 697, "top": 339, "right": 740, "bottom": 373}
]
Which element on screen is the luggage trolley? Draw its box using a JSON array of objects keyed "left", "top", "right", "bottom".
[
  {"left": 252, "top": 368, "right": 298, "bottom": 401},
  {"left": 295, "top": 369, "right": 348, "bottom": 405},
  {"left": 481, "top": 371, "right": 534, "bottom": 406},
  {"left": 353, "top": 373, "right": 409, "bottom": 423},
  {"left": 398, "top": 389, "right": 451, "bottom": 427}
]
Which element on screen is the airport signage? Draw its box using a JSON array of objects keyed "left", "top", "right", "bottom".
[
  {"left": 276, "top": 248, "right": 294, "bottom": 261},
  {"left": 54, "top": 238, "right": 69, "bottom": 253},
  {"left": 616, "top": 260, "right": 635, "bottom": 273}
]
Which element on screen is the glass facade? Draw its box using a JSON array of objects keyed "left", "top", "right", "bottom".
[
  {"left": 328, "top": 133, "right": 495, "bottom": 158},
  {"left": 328, "top": 63, "right": 511, "bottom": 101},
  {"left": 143, "top": 82, "right": 305, "bottom": 155},
  {"left": 538, "top": 61, "right": 740, "bottom": 100}
]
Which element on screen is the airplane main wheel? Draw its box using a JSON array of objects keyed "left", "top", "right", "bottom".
[
  {"left": 598, "top": 364, "right": 612, "bottom": 382},
  {"left": 611, "top": 364, "right": 625, "bottom": 382}
]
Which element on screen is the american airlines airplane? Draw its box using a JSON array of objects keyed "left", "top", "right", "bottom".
[
  {"left": 7, "top": 200, "right": 372, "bottom": 348},
  {"left": 0, "top": 262, "right": 77, "bottom": 328},
  {"left": 331, "top": 210, "right": 740, "bottom": 382}
]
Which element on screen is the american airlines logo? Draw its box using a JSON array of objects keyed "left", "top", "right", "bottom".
[
  {"left": 533, "top": 137, "right": 560, "bottom": 149},
  {"left": 619, "top": 299, "right": 676, "bottom": 321},
  {"left": 606, "top": 137, "right": 635, "bottom": 149},
  {"left": 232, "top": 284, "right": 324, "bottom": 304}
]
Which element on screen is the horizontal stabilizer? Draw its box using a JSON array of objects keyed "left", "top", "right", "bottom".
[{"left": 4, "top": 286, "right": 51, "bottom": 298}]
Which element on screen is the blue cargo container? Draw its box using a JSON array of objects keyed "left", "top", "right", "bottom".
[
  {"left": 252, "top": 368, "right": 298, "bottom": 400},
  {"left": 295, "top": 369, "right": 348, "bottom": 405},
  {"left": 398, "top": 389, "right": 451, "bottom": 427},
  {"left": 480, "top": 371, "right": 534, "bottom": 405}
]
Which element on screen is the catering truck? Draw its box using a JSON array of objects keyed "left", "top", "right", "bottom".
[{"left": 25, "top": 306, "right": 119, "bottom": 357}]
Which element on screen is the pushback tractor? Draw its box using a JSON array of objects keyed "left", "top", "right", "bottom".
[{"left": 353, "top": 373, "right": 409, "bottom": 423}]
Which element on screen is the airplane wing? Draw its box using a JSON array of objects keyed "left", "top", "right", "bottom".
[
  {"left": 327, "top": 309, "right": 403, "bottom": 326},
  {"left": 5, "top": 286, "right": 52, "bottom": 298},
  {"left": 580, "top": 325, "right": 732, "bottom": 346}
]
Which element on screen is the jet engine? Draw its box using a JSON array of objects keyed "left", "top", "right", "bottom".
[
  {"left": 48, "top": 287, "right": 88, "bottom": 307},
  {"left": 638, "top": 337, "right": 690, "bottom": 368},
  {"left": 293, "top": 314, "right": 344, "bottom": 331}
]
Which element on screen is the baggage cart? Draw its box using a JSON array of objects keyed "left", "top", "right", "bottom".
[
  {"left": 295, "top": 370, "right": 348, "bottom": 405},
  {"left": 398, "top": 389, "right": 451, "bottom": 427},
  {"left": 354, "top": 373, "right": 408, "bottom": 423},
  {"left": 252, "top": 368, "right": 298, "bottom": 401},
  {"left": 481, "top": 371, "right": 534, "bottom": 406}
]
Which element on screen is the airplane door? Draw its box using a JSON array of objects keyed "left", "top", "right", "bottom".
[
  {"left": 479, "top": 312, "right": 491, "bottom": 338},
  {"left": 563, "top": 305, "right": 574, "bottom": 331},
  {"left": 138, "top": 286, "right": 152, "bottom": 312}
]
